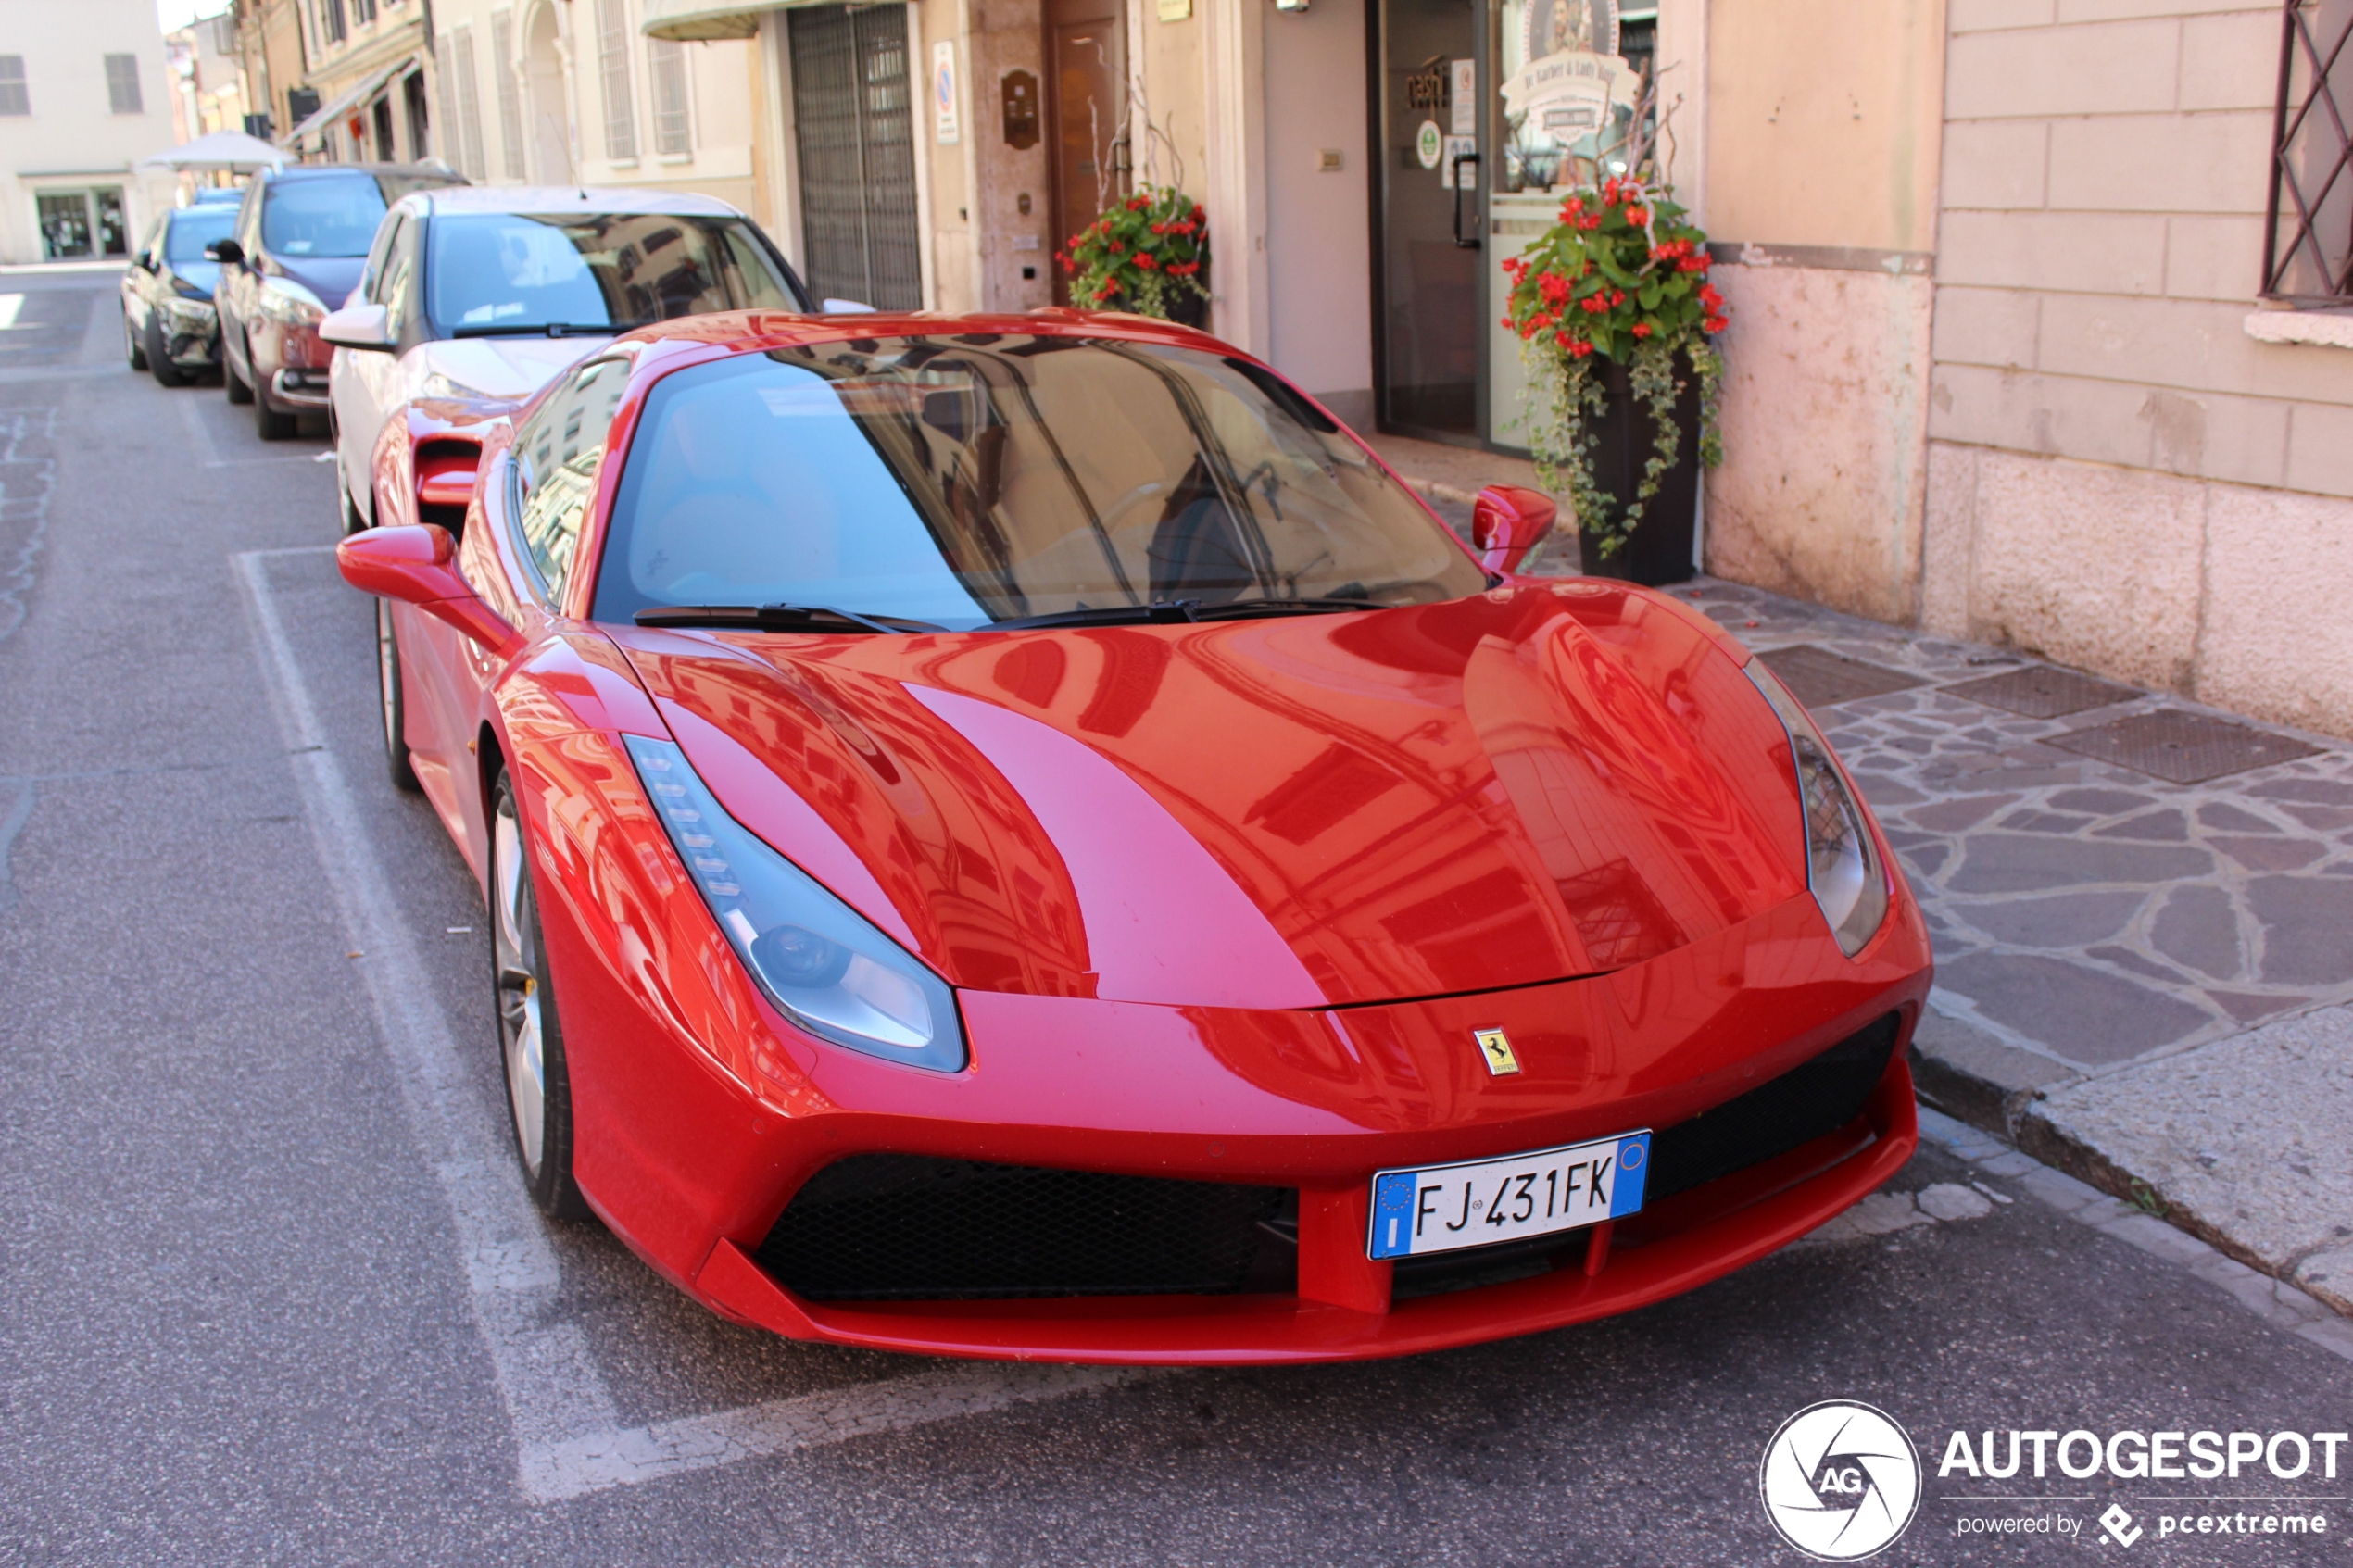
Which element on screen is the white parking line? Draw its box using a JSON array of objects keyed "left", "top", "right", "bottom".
[{"left": 233, "top": 546, "right": 1132, "bottom": 1503}]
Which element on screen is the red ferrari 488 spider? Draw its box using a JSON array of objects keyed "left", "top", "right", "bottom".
[{"left": 339, "top": 308, "right": 1932, "bottom": 1364}]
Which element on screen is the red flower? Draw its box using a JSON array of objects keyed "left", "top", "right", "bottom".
[
  {"left": 1108, "top": 239, "right": 1125, "bottom": 255},
  {"left": 1135, "top": 251, "right": 1157, "bottom": 270},
  {"left": 1610, "top": 289, "right": 1627, "bottom": 307},
  {"left": 1191, "top": 204, "right": 1205, "bottom": 221},
  {"left": 1677, "top": 255, "right": 1706, "bottom": 272},
  {"left": 1626, "top": 207, "right": 1648, "bottom": 227},
  {"left": 1698, "top": 283, "right": 1723, "bottom": 310},
  {"left": 1631, "top": 321, "right": 1653, "bottom": 338},
  {"left": 1568, "top": 339, "right": 1594, "bottom": 358},
  {"left": 1705, "top": 315, "right": 1729, "bottom": 332},
  {"left": 1538, "top": 271, "right": 1571, "bottom": 305}
]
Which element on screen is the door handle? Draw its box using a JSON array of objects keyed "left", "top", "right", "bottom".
[{"left": 1452, "top": 152, "right": 1482, "bottom": 249}]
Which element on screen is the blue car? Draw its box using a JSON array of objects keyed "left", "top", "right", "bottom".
[{"left": 121, "top": 204, "right": 240, "bottom": 387}]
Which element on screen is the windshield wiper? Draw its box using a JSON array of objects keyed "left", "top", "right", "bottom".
[
  {"left": 1189, "top": 596, "right": 1393, "bottom": 621},
  {"left": 988, "top": 600, "right": 1202, "bottom": 631},
  {"left": 450, "top": 320, "right": 635, "bottom": 339},
  {"left": 634, "top": 603, "right": 947, "bottom": 635}
]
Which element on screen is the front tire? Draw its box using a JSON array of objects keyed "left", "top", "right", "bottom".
[
  {"left": 491, "top": 771, "right": 589, "bottom": 1222},
  {"left": 254, "top": 377, "right": 297, "bottom": 440},
  {"left": 377, "top": 599, "right": 422, "bottom": 794},
  {"left": 145, "top": 317, "right": 188, "bottom": 387},
  {"left": 223, "top": 332, "right": 254, "bottom": 404}
]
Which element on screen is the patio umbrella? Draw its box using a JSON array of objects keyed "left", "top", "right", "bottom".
[{"left": 137, "top": 129, "right": 287, "bottom": 173}]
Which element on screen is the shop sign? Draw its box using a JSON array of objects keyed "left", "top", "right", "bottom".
[
  {"left": 1504, "top": 0, "right": 1629, "bottom": 141},
  {"left": 1416, "top": 120, "right": 1442, "bottom": 170}
]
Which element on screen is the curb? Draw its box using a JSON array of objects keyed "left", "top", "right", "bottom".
[
  {"left": 1910, "top": 1043, "right": 2353, "bottom": 1323},
  {"left": 1916, "top": 1105, "right": 2353, "bottom": 1364}
]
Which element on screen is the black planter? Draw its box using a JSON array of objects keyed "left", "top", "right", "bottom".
[{"left": 1573, "top": 356, "right": 1702, "bottom": 587}]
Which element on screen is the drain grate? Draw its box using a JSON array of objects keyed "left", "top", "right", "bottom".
[
  {"left": 2045, "top": 710, "right": 2321, "bottom": 784},
  {"left": 1755, "top": 645, "right": 1926, "bottom": 709},
  {"left": 1942, "top": 665, "right": 2140, "bottom": 719}
]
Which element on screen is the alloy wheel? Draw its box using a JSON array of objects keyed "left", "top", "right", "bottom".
[{"left": 493, "top": 790, "right": 547, "bottom": 1181}]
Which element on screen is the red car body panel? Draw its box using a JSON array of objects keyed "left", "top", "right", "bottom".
[{"left": 349, "top": 307, "right": 1935, "bottom": 1364}]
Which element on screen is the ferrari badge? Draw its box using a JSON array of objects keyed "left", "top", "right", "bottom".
[{"left": 1473, "top": 1028, "right": 1521, "bottom": 1076}]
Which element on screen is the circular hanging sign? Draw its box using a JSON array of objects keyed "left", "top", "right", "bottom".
[{"left": 1416, "top": 119, "right": 1443, "bottom": 169}]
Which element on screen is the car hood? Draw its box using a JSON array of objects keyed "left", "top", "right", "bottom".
[
  {"left": 165, "top": 260, "right": 221, "bottom": 299},
  {"left": 412, "top": 334, "right": 608, "bottom": 400},
  {"left": 269, "top": 254, "right": 364, "bottom": 309},
  {"left": 612, "top": 581, "right": 1810, "bottom": 1011}
]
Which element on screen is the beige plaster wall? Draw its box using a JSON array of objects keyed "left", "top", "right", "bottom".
[
  {"left": 1704, "top": 0, "right": 1946, "bottom": 254},
  {"left": 1691, "top": 0, "right": 1948, "bottom": 625},
  {"left": 964, "top": 0, "right": 1054, "bottom": 311},
  {"left": 1705, "top": 265, "right": 1936, "bottom": 624}
]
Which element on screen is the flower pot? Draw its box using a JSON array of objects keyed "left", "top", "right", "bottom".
[{"left": 1574, "top": 356, "right": 1701, "bottom": 587}]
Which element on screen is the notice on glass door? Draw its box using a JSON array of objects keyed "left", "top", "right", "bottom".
[{"left": 1451, "top": 60, "right": 1476, "bottom": 136}]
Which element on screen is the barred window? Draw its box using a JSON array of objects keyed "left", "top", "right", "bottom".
[
  {"left": 319, "top": 0, "right": 346, "bottom": 46},
  {"left": 434, "top": 35, "right": 461, "bottom": 167},
  {"left": 492, "top": 9, "right": 526, "bottom": 179},
  {"left": 2263, "top": 0, "right": 2353, "bottom": 302},
  {"left": 352, "top": 0, "right": 377, "bottom": 24},
  {"left": 0, "top": 56, "right": 26, "bottom": 118},
  {"left": 452, "top": 27, "right": 488, "bottom": 181},
  {"left": 650, "top": 37, "right": 691, "bottom": 155},
  {"left": 596, "top": 0, "right": 637, "bottom": 160},
  {"left": 104, "top": 54, "right": 141, "bottom": 115}
]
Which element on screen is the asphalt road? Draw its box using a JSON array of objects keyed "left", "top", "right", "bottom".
[{"left": 2, "top": 270, "right": 2347, "bottom": 1567}]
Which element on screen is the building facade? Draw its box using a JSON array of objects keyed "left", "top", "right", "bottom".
[{"left": 0, "top": 0, "right": 174, "bottom": 263}]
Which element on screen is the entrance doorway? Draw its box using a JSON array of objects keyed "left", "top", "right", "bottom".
[
  {"left": 1045, "top": 0, "right": 1124, "bottom": 306},
  {"left": 1373, "top": 0, "right": 1482, "bottom": 441},
  {"left": 787, "top": 5, "right": 923, "bottom": 311},
  {"left": 524, "top": 1, "right": 572, "bottom": 183},
  {"left": 37, "top": 189, "right": 126, "bottom": 260}
]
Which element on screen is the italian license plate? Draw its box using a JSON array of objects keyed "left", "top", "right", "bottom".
[{"left": 1365, "top": 1131, "right": 1652, "bottom": 1261}]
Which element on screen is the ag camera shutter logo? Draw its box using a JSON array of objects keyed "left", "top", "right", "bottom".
[{"left": 1759, "top": 1400, "right": 1922, "bottom": 1560}]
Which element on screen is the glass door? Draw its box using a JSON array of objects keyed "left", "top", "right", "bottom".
[
  {"left": 1374, "top": 0, "right": 1483, "bottom": 441},
  {"left": 1484, "top": 1, "right": 1655, "bottom": 452}
]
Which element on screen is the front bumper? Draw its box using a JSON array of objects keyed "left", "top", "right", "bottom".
[{"left": 694, "top": 1051, "right": 1918, "bottom": 1363}]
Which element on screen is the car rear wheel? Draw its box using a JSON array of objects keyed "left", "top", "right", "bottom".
[
  {"left": 123, "top": 308, "right": 147, "bottom": 370},
  {"left": 223, "top": 334, "right": 254, "bottom": 404},
  {"left": 377, "top": 598, "right": 422, "bottom": 794},
  {"left": 491, "top": 771, "right": 589, "bottom": 1221},
  {"left": 145, "top": 318, "right": 188, "bottom": 388}
]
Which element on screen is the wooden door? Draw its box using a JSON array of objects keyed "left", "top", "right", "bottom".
[{"left": 1046, "top": 0, "right": 1124, "bottom": 306}]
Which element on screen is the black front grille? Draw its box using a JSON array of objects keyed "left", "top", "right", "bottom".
[
  {"left": 758, "top": 1155, "right": 1290, "bottom": 1301},
  {"left": 1646, "top": 1013, "right": 1900, "bottom": 1201}
]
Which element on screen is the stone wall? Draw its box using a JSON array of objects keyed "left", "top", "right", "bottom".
[{"left": 1922, "top": 0, "right": 2353, "bottom": 738}]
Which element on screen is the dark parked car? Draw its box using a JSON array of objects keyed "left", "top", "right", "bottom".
[
  {"left": 121, "top": 204, "right": 239, "bottom": 386},
  {"left": 209, "top": 163, "right": 462, "bottom": 438}
]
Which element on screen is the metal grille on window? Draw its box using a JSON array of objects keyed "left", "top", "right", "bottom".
[
  {"left": 787, "top": 5, "right": 923, "bottom": 311},
  {"left": 650, "top": 37, "right": 691, "bottom": 156},
  {"left": 595, "top": 0, "right": 638, "bottom": 160},
  {"left": 2263, "top": 0, "right": 2353, "bottom": 302},
  {"left": 0, "top": 56, "right": 25, "bottom": 118},
  {"left": 103, "top": 54, "right": 140, "bottom": 116},
  {"left": 320, "top": 0, "right": 346, "bottom": 47},
  {"left": 352, "top": 0, "right": 376, "bottom": 23},
  {"left": 452, "top": 27, "right": 488, "bottom": 181},
  {"left": 492, "top": 10, "right": 527, "bottom": 179}
]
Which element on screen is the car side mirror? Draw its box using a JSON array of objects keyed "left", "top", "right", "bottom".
[
  {"left": 205, "top": 238, "right": 244, "bottom": 265},
  {"left": 1470, "top": 484, "right": 1559, "bottom": 576},
  {"left": 321, "top": 301, "right": 395, "bottom": 351},
  {"left": 336, "top": 524, "right": 514, "bottom": 649}
]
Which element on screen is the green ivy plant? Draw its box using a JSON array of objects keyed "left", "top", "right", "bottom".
[
  {"left": 1055, "top": 184, "right": 1209, "bottom": 320},
  {"left": 1501, "top": 176, "right": 1727, "bottom": 557}
]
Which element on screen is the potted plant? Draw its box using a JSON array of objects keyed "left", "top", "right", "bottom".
[
  {"left": 1056, "top": 184, "right": 1210, "bottom": 328},
  {"left": 1501, "top": 174, "right": 1726, "bottom": 585}
]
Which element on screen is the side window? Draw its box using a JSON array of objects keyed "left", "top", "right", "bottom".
[
  {"left": 361, "top": 211, "right": 401, "bottom": 304},
  {"left": 137, "top": 218, "right": 162, "bottom": 268},
  {"left": 236, "top": 182, "right": 263, "bottom": 253},
  {"left": 376, "top": 217, "right": 420, "bottom": 339},
  {"left": 511, "top": 358, "right": 632, "bottom": 604}
]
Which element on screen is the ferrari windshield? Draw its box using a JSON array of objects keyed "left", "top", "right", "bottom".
[
  {"left": 427, "top": 212, "right": 799, "bottom": 334},
  {"left": 592, "top": 335, "right": 1485, "bottom": 629}
]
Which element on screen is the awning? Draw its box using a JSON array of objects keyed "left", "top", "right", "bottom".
[
  {"left": 285, "top": 59, "right": 412, "bottom": 149},
  {"left": 137, "top": 129, "right": 287, "bottom": 172},
  {"left": 642, "top": 0, "right": 765, "bottom": 42}
]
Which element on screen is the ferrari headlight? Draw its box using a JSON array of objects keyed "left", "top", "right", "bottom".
[
  {"left": 624, "top": 734, "right": 965, "bottom": 1072},
  {"left": 255, "top": 275, "right": 325, "bottom": 325},
  {"left": 1745, "top": 662, "right": 1890, "bottom": 957},
  {"left": 420, "top": 370, "right": 492, "bottom": 401}
]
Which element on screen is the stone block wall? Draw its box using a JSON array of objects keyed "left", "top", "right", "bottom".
[{"left": 1922, "top": 0, "right": 2353, "bottom": 738}]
